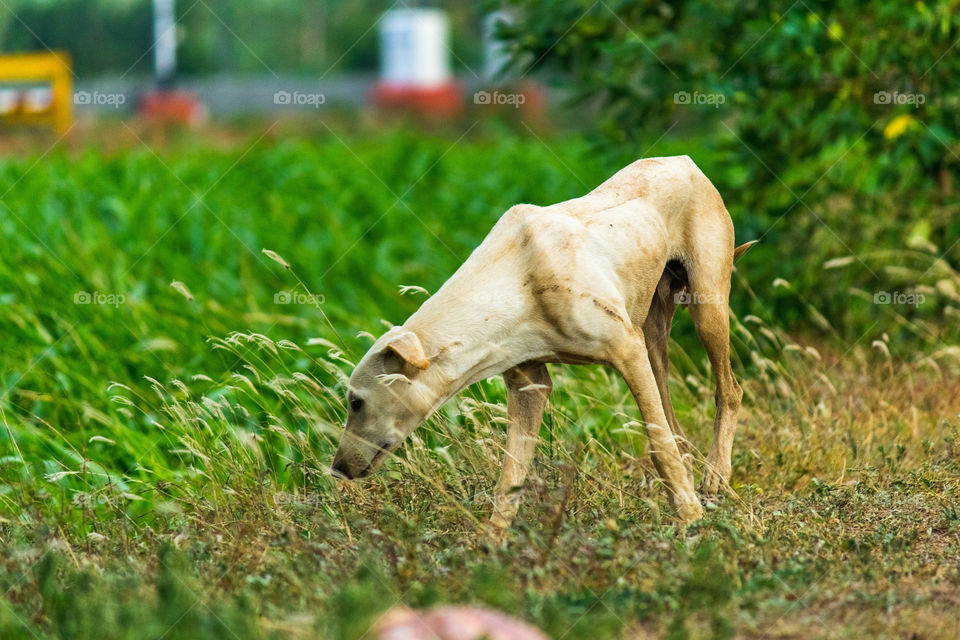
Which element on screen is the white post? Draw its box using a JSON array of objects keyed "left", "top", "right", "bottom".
[
  {"left": 483, "top": 11, "right": 514, "bottom": 83},
  {"left": 154, "top": 0, "right": 177, "bottom": 86},
  {"left": 379, "top": 9, "right": 451, "bottom": 88}
]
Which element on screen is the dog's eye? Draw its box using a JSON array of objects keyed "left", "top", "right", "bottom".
[{"left": 349, "top": 397, "right": 364, "bottom": 413}]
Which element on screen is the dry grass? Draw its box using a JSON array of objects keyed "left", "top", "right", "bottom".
[{"left": 7, "top": 313, "right": 955, "bottom": 639}]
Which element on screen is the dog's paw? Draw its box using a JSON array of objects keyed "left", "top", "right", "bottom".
[
  {"left": 676, "top": 500, "right": 704, "bottom": 524},
  {"left": 699, "top": 464, "right": 730, "bottom": 497},
  {"left": 479, "top": 519, "right": 511, "bottom": 550}
]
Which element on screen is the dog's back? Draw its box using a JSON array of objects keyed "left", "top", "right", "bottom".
[
  {"left": 579, "top": 155, "right": 705, "bottom": 215},
  {"left": 409, "top": 156, "right": 735, "bottom": 353}
]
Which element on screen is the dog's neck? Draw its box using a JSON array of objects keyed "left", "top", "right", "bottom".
[{"left": 404, "top": 298, "right": 531, "bottom": 411}]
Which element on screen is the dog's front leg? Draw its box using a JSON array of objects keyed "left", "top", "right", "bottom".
[{"left": 489, "top": 362, "right": 552, "bottom": 529}]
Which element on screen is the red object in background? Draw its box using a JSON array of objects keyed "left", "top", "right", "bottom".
[
  {"left": 516, "top": 81, "right": 546, "bottom": 116},
  {"left": 138, "top": 90, "right": 207, "bottom": 126},
  {"left": 370, "top": 82, "right": 463, "bottom": 118}
]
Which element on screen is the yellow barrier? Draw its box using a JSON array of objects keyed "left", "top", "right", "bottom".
[{"left": 0, "top": 51, "right": 72, "bottom": 133}]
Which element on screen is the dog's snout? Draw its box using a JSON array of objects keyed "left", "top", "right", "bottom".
[
  {"left": 331, "top": 460, "right": 352, "bottom": 480},
  {"left": 331, "top": 453, "right": 358, "bottom": 480},
  {"left": 332, "top": 448, "right": 375, "bottom": 479},
  {"left": 332, "top": 430, "right": 394, "bottom": 481}
]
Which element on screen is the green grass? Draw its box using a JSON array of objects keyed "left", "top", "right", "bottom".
[{"left": 0, "top": 125, "right": 958, "bottom": 639}]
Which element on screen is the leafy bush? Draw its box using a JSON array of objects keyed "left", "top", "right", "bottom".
[{"left": 493, "top": 0, "right": 960, "bottom": 340}]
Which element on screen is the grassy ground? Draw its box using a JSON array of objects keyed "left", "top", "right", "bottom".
[{"left": 0, "top": 124, "right": 958, "bottom": 639}]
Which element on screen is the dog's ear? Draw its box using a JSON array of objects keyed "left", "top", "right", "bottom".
[{"left": 382, "top": 331, "right": 430, "bottom": 371}]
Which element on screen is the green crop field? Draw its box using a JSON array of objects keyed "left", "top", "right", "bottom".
[{"left": 1, "top": 126, "right": 958, "bottom": 639}]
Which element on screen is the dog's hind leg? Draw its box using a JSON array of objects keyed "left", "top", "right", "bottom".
[
  {"left": 490, "top": 361, "right": 552, "bottom": 529},
  {"left": 687, "top": 265, "right": 743, "bottom": 496},
  {"left": 643, "top": 262, "right": 692, "bottom": 482},
  {"left": 612, "top": 338, "right": 703, "bottom": 523}
]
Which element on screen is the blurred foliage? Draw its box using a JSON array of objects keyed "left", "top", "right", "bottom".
[
  {"left": 493, "top": 0, "right": 960, "bottom": 332},
  {"left": 0, "top": 0, "right": 484, "bottom": 77}
]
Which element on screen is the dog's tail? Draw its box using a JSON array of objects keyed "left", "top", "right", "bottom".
[{"left": 733, "top": 240, "right": 759, "bottom": 262}]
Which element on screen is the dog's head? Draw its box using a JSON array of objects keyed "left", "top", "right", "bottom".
[{"left": 331, "top": 328, "right": 435, "bottom": 479}]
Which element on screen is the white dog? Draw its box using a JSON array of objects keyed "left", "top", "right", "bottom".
[{"left": 332, "top": 156, "right": 754, "bottom": 527}]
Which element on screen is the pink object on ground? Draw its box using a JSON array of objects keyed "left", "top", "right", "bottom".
[{"left": 374, "top": 605, "right": 551, "bottom": 640}]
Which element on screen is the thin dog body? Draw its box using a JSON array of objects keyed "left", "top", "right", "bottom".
[{"left": 332, "top": 155, "right": 752, "bottom": 527}]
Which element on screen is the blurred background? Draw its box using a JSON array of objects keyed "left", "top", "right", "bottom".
[{"left": 2, "top": 0, "right": 958, "bottom": 348}]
